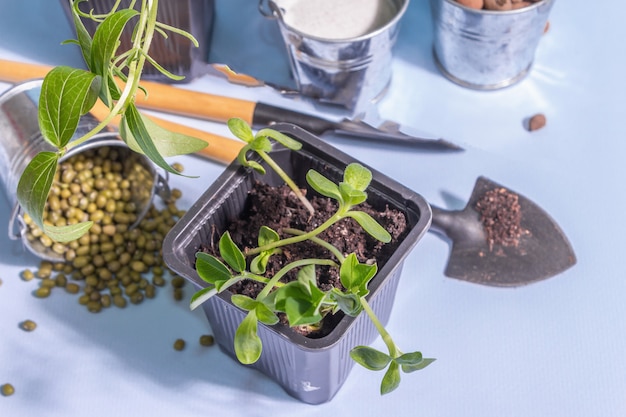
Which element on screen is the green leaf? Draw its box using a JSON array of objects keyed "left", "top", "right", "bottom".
[
  {"left": 338, "top": 182, "right": 368, "bottom": 207},
  {"left": 381, "top": 361, "right": 401, "bottom": 395},
  {"left": 306, "top": 169, "right": 342, "bottom": 202},
  {"left": 248, "top": 136, "right": 272, "bottom": 153},
  {"left": 255, "top": 301, "right": 280, "bottom": 326},
  {"left": 214, "top": 275, "right": 244, "bottom": 292},
  {"left": 234, "top": 311, "right": 262, "bottom": 364},
  {"left": 227, "top": 118, "right": 255, "bottom": 143},
  {"left": 120, "top": 104, "right": 186, "bottom": 176},
  {"left": 219, "top": 232, "right": 246, "bottom": 273},
  {"left": 344, "top": 163, "right": 372, "bottom": 192},
  {"left": 258, "top": 226, "right": 280, "bottom": 246},
  {"left": 91, "top": 9, "right": 138, "bottom": 78},
  {"left": 70, "top": 1, "right": 94, "bottom": 67},
  {"left": 143, "top": 53, "right": 186, "bottom": 82},
  {"left": 237, "top": 145, "right": 265, "bottom": 174},
  {"left": 250, "top": 228, "right": 281, "bottom": 273},
  {"left": 345, "top": 211, "right": 392, "bottom": 243},
  {"left": 90, "top": 9, "right": 138, "bottom": 105},
  {"left": 195, "top": 252, "right": 232, "bottom": 284},
  {"left": 395, "top": 351, "right": 422, "bottom": 365},
  {"left": 231, "top": 294, "right": 257, "bottom": 311},
  {"left": 274, "top": 279, "right": 326, "bottom": 327},
  {"left": 232, "top": 294, "right": 279, "bottom": 325},
  {"left": 296, "top": 264, "right": 317, "bottom": 290},
  {"left": 121, "top": 112, "right": 207, "bottom": 157},
  {"left": 350, "top": 346, "right": 392, "bottom": 371},
  {"left": 16, "top": 152, "right": 59, "bottom": 231},
  {"left": 400, "top": 356, "right": 436, "bottom": 374},
  {"left": 250, "top": 252, "right": 270, "bottom": 274},
  {"left": 339, "top": 253, "right": 377, "bottom": 297},
  {"left": 256, "top": 128, "right": 302, "bottom": 151},
  {"left": 190, "top": 286, "right": 217, "bottom": 310},
  {"left": 43, "top": 221, "right": 94, "bottom": 243},
  {"left": 331, "top": 290, "right": 362, "bottom": 316},
  {"left": 38, "top": 67, "right": 100, "bottom": 147}
]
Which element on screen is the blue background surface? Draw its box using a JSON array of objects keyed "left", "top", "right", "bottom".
[{"left": 1, "top": 0, "right": 625, "bottom": 416}]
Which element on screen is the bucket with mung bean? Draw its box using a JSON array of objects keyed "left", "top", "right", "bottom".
[
  {"left": 0, "top": 80, "right": 168, "bottom": 262},
  {"left": 1, "top": 80, "right": 187, "bottom": 312}
]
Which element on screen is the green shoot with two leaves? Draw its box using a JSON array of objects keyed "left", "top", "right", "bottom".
[
  {"left": 18, "top": 0, "right": 207, "bottom": 243},
  {"left": 191, "top": 119, "right": 434, "bottom": 395}
]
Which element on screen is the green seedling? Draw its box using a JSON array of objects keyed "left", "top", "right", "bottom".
[
  {"left": 191, "top": 120, "right": 434, "bottom": 395},
  {"left": 18, "top": 0, "right": 207, "bottom": 242}
]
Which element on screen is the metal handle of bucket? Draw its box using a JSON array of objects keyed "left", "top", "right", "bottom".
[
  {"left": 258, "top": 0, "right": 282, "bottom": 19},
  {"left": 8, "top": 204, "right": 24, "bottom": 241},
  {"left": 155, "top": 170, "right": 171, "bottom": 201}
]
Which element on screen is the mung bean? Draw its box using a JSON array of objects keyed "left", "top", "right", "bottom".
[
  {"left": 173, "top": 339, "right": 186, "bottom": 351},
  {"left": 199, "top": 335, "right": 215, "bottom": 347},
  {"left": 34, "top": 287, "right": 51, "bottom": 298},
  {"left": 22, "top": 269, "right": 34, "bottom": 281},
  {"left": 20, "top": 320, "right": 37, "bottom": 331},
  {"left": 1, "top": 383, "right": 15, "bottom": 397},
  {"left": 24, "top": 148, "right": 187, "bottom": 313}
]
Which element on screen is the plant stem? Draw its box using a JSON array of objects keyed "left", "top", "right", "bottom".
[
  {"left": 257, "top": 150, "right": 315, "bottom": 216},
  {"left": 247, "top": 214, "right": 343, "bottom": 256},
  {"left": 360, "top": 296, "right": 400, "bottom": 358},
  {"left": 66, "top": 0, "right": 158, "bottom": 152},
  {"left": 257, "top": 259, "right": 337, "bottom": 299},
  {"left": 283, "top": 228, "right": 345, "bottom": 263}
]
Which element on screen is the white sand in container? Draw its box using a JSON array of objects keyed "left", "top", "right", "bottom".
[{"left": 273, "top": 0, "right": 398, "bottom": 40}]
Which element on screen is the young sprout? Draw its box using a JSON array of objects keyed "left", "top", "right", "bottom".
[
  {"left": 191, "top": 121, "right": 434, "bottom": 395},
  {"left": 227, "top": 118, "right": 316, "bottom": 216}
]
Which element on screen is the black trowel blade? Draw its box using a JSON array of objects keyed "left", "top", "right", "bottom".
[{"left": 444, "top": 177, "right": 577, "bottom": 286}]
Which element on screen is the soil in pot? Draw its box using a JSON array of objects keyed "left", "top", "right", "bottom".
[{"left": 198, "top": 181, "right": 409, "bottom": 338}]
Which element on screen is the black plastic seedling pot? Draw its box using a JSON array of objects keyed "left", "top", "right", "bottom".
[{"left": 163, "top": 123, "right": 432, "bottom": 404}]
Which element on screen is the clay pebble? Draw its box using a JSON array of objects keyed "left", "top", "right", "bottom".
[{"left": 527, "top": 113, "right": 547, "bottom": 131}]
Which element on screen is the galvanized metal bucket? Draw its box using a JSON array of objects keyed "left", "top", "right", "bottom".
[
  {"left": 260, "top": 0, "right": 409, "bottom": 111},
  {"left": 430, "top": 0, "right": 555, "bottom": 90},
  {"left": 0, "top": 80, "right": 168, "bottom": 261}
]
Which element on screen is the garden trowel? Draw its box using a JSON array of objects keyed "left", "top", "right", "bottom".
[{"left": 429, "top": 177, "right": 577, "bottom": 286}]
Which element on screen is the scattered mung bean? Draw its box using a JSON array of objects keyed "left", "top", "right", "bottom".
[
  {"left": 199, "top": 335, "right": 215, "bottom": 347},
  {"left": 1, "top": 383, "right": 15, "bottom": 397},
  {"left": 20, "top": 320, "right": 37, "bottom": 332},
  {"left": 21, "top": 269, "right": 34, "bottom": 281},
  {"left": 34, "top": 287, "right": 51, "bottom": 298},
  {"left": 173, "top": 339, "right": 186, "bottom": 351}
]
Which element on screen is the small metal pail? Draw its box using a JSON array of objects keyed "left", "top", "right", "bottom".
[
  {"left": 430, "top": 0, "right": 555, "bottom": 90},
  {"left": 0, "top": 80, "right": 168, "bottom": 261},
  {"left": 260, "top": 0, "right": 409, "bottom": 111}
]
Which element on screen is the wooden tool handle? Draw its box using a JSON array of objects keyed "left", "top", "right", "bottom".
[
  {"left": 89, "top": 102, "right": 242, "bottom": 165},
  {"left": 135, "top": 79, "right": 256, "bottom": 124},
  {"left": 0, "top": 59, "right": 241, "bottom": 164},
  {"left": 0, "top": 59, "right": 256, "bottom": 124},
  {"left": 0, "top": 59, "right": 52, "bottom": 82}
]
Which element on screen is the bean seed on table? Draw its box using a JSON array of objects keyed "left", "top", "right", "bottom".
[
  {"left": 173, "top": 339, "right": 186, "bottom": 351},
  {"left": 20, "top": 320, "right": 37, "bottom": 331},
  {"left": 1, "top": 383, "right": 15, "bottom": 397}
]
